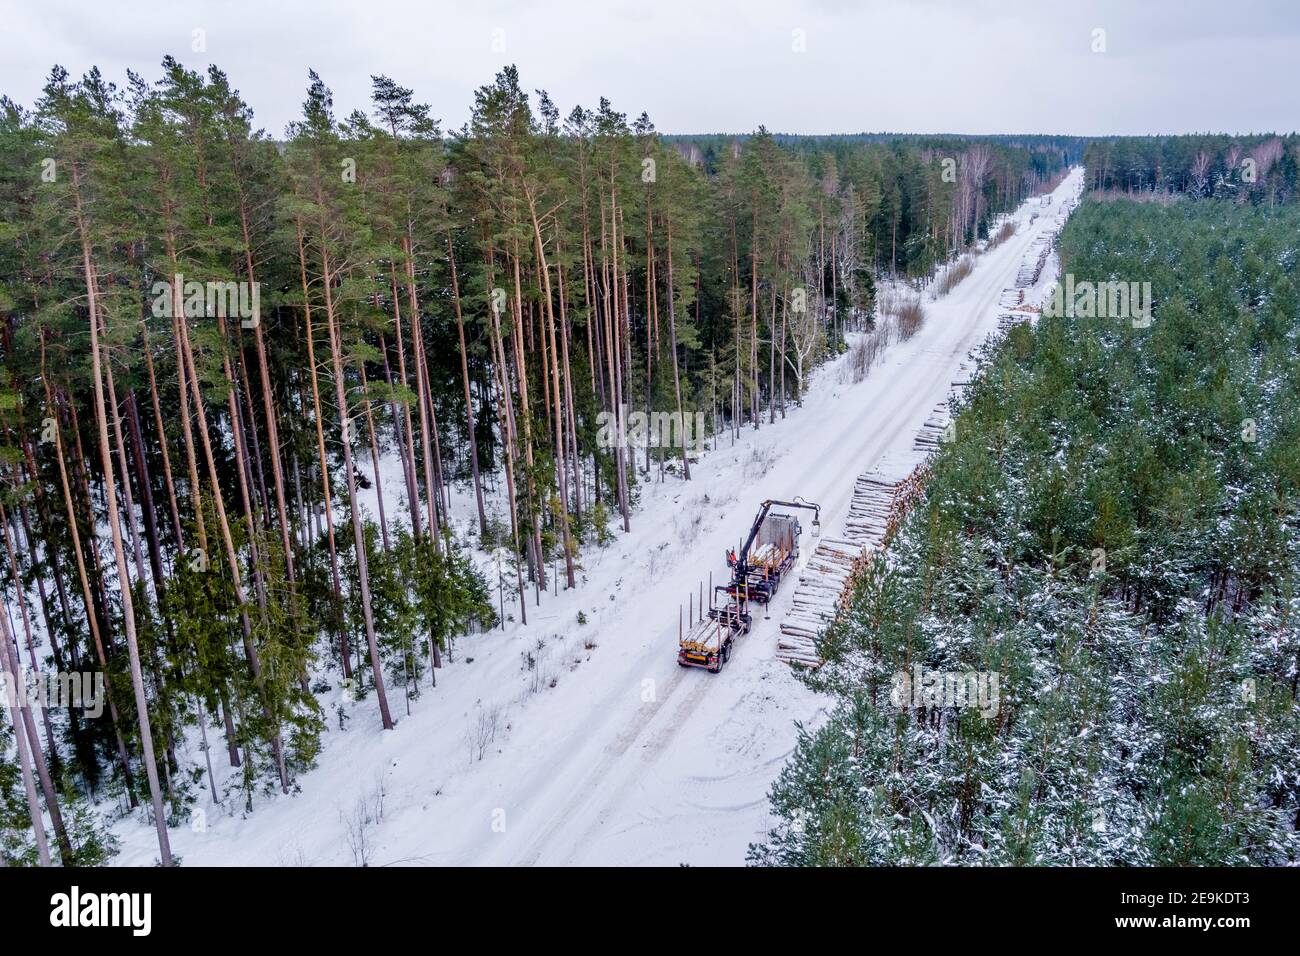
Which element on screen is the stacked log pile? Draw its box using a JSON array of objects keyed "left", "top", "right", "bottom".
[
  {"left": 844, "top": 473, "right": 902, "bottom": 543},
  {"left": 1014, "top": 234, "right": 1052, "bottom": 289},
  {"left": 775, "top": 199, "right": 1073, "bottom": 666},
  {"left": 950, "top": 355, "right": 979, "bottom": 400},
  {"left": 777, "top": 538, "right": 872, "bottom": 665},
  {"left": 913, "top": 401, "right": 952, "bottom": 452},
  {"left": 998, "top": 312, "right": 1029, "bottom": 334},
  {"left": 776, "top": 460, "right": 931, "bottom": 666},
  {"left": 874, "top": 461, "right": 930, "bottom": 549}
]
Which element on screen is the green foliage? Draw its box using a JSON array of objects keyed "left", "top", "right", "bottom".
[
  {"left": 0, "top": 711, "right": 37, "bottom": 866},
  {"left": 0, "top": 56, "right": 1074, "bottom": 861},
  {"left": 753, "top": 197, "right": 1300, "bottom": 866},
  {"left": 1083, "top": 134, "right": 1298, "bottom": 202},
  {"left": 399, "top": 530, "right": 497, "bottom": 657}
]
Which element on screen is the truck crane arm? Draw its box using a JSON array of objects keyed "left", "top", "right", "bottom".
[{"left": 734, "top": 497, "right": 821, "bottom": 572}]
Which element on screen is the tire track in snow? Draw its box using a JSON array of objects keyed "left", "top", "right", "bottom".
[{"left": 474, "top": 171, "right": 1082, "bottom": 866}]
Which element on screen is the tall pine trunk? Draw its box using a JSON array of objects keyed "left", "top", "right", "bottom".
[
  {"left": 75, "top": 164, "right": 172, "bottom": 862},
  {"left": 319, "top": 228, "right": 394, "bottom": 730},
  {"left": 447, "top": 234, "right": 489, "bottom": 537}
]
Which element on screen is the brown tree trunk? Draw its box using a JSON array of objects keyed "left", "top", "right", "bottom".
[
  {"left": 378, "top": 328, "right": 418, "bottom": 539},
  {"left": 296, "top": 220, "right": 351, "bottom": 678},
  {"left": 0, "top": 498, "right": 72, "bottom": 861},
  {"left": 1, "top": 633, "right": 52, "bottom": 866},
  {"left": 124, "top": 393, "right": 167, "bottom": 587},
  {"left": 447, "top": 234, "right": 489, "bottom": 537},
  {"left": 664, "top": 222, "right": 691, "bottom": 480},
  {"left": 358, "top": 362, "right": 390, "bottom": 554},
  {"left": 99, "top": 321, "right": 150, "bottom": 593},
  {"left": 403, "top": 239, "right": 441, "bottom": 545},
  {"left": 525, "top": 196, "right": 575, "bottom": 588},
  {"left": 170, "top": 281, "right": 208, "bottom": 556},
  {"left": 319, "top": 228, "right": 394, "bottom": 730},
  {"left": 236, "top": 192, "right": 297, "bottom": 582},
  {"left": 486, "top": 268, "right": 528, "bottom": 627},
  {"left": 75, "top": 169, "right": 172, "bottom": 862},
  {"left": 602, "top": 195, "right": 631, "bottom": 531},
  {"left": 510, "top": 244, "right": 545, "bottom": 593},
  {"left": 751, "top": 204, "right": 760, "bottom": 428},
  {"left": 140, "top": 323, "right": 184, "bottom": 548},
  {"left": 554, "top": 235, "right": 583, "bottom": 520},
  {"left": 388, "top": 270, "right": 423, "bottom": 542},
  {"left": 39, "top": 324, "right": 138, "bottom": 809}
]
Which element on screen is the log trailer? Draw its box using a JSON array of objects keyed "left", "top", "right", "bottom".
[
  {"left": 678, "top": 586, "right": 751, "bottom": 672},
  {"left": 679, "top": 498, "right": 821, "bottom": 673}
]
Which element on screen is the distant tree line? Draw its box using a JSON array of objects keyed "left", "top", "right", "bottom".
[{"left": 1084, "top": 133, "right": 1299, "bottom": 202}]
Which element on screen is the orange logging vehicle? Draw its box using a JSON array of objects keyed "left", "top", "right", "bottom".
[{"left": 678, "top": 498, "right": 820, "bottom": 673}]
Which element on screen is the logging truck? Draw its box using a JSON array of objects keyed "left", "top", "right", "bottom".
[
  {"left": 725, "top": 498, "right": 821, "bottom": 604},
  {"left": 679, "top": 498, "right": 821, "bottom": 673}
]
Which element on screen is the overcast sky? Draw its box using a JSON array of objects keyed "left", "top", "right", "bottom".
[{"left": 2, "top": 0, "right": 1297, "bottom": 138}]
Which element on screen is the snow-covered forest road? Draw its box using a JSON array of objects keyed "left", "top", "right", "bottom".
[{"left": 113, "top": 169, "right": 1084, "bottom": 868}]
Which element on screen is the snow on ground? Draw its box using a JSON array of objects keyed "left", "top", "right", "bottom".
[{"left": 107, "top": 168, "right": 1085, "bottom": 867}]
